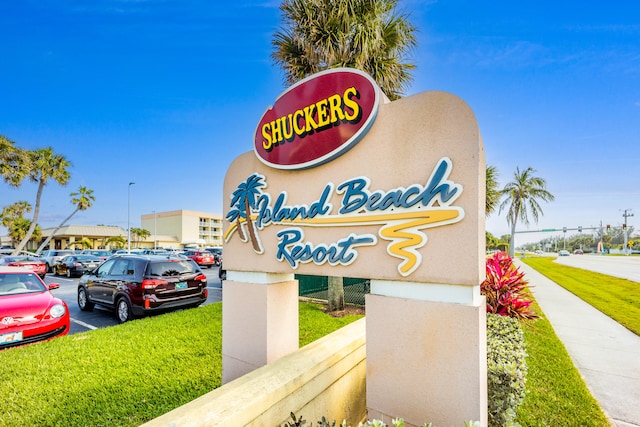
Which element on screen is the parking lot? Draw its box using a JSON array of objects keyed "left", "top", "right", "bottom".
[{"left": 43, "top": 266, "right": 223, "bottom": 334}]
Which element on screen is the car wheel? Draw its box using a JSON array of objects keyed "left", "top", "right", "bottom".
[
  {"left": 66, "top": 268, "right": 72, "bottom": 278},
  {"left": 116, "top": 297, "right": 132, "bottom": 323},
  {"left": 46, "top": 263, "right": 51, "bottom": 273},
  {"left": 78, "top": 287, "right": 94, "bottom": 311}
]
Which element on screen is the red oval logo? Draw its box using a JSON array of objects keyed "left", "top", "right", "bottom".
[{"left": 254, "top": 68, "right": 380, "bottom": 170}]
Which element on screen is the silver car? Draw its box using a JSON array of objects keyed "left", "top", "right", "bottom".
[{"left": 38, "top": 249, "right": 76, "bottom": 273}]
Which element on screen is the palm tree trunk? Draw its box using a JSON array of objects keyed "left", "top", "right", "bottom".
[
  {"left": 328, "top": 276, "right": 345, "bottom": 312},
  {"left": 36, "top": 208, "right": 79, "bottom": 253},
  {"left": 508, "top": 206, "right": 520, "bottom": 257},
  {"left": 509, "top": 222, "right": 517, "bottom": 257},
  {"left": 13, "top": 180, "right": 44, "bottom": 254},
  {"left": 244, "top": 198, "right": 261, "bottom": 253}
]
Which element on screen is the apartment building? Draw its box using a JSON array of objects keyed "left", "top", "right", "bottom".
[{"left": 140, "top": 210, "right": 223, "bottom": 248}]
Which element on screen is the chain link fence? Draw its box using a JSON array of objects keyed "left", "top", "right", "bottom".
[{"left": 296, "top": 274, "right": 369, "bottom": 306}]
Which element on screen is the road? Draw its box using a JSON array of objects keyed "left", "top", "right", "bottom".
[
  {"left": 44, "top": 267, "right": 223, "bottom": 335},
  {"left": 553, "top": 254, "right": 640, "bottom": 283}
]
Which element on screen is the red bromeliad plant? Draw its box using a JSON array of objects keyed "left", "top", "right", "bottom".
[{"left": 481, "top": 252, "right": 538, "bottom": 321}]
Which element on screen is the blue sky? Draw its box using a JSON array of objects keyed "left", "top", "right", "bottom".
[{"left": 1, "top": 0, "right": 639, "bottom": 247}]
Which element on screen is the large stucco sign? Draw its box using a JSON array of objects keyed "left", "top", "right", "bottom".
[
  {"left": 223, "top": 68, "right": 484, "bottom": 285},
  {"left": 222, "top": 68, "right": 487, "bottom": 425}
]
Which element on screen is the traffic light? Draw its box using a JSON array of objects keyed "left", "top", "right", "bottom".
[
  {"left": 623, "top": 223, "right": 627, "bottom": 229},
  {"left": 578, "top": 226, "right": 582, "bottom": 233},
  {"left": 606, "top": 224, "right": 611, "bottom": 232},
  {"left": 563, "top": 227, "right": 567, "bottom": 233}
]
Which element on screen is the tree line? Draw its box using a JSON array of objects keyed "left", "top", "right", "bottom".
[{"left": 0, "top": 135, "right": 95, "bottom": 254}]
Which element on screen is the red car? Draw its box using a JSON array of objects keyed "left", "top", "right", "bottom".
[
  {"left": 183, "top": 250, "right": 216, "bottom": 268},
  {"left": 0, "top": 255, "right": 47, "bottom": 279},
  {"left": 0, "top": 267, "right": 70, "bottom": 349}
]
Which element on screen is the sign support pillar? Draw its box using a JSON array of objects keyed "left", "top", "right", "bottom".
[
  {"left": 221, "top": 271, "right": 298, "bottom": 384},
  {"left": 366, "top": 281, "right": 487, "bottom": 426}
]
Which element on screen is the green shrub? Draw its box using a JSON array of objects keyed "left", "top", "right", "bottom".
[{"left": 487, "top": 313, "right": 527, "bottom": 427}]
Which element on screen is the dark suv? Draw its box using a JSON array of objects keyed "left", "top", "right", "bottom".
[{"left": 77, "top": 255, "right": 208, "bottom": 323}]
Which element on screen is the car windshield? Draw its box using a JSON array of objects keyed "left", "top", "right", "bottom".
[
  {"left": 75, "top": 255, "right": 100, "bottom": 261},
  {"left": 0, "top": 273, "right": 46, "bottom": 295},
  {"left": 145, "top": 260, "right": 199, "bottom": 277},
  {"left": 90, "top": 251, "right": 111, "bottom": 256}
]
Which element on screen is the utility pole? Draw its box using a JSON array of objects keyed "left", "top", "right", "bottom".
[
  {"left": 599, "top": 220, "right": 604, "bottom": 254},
  {"left": 623, "top": 209, "right": 634, "bottom": 255}
]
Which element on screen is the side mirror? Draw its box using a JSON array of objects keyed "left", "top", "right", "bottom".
[{"left": 48, "top": 283, "right": 60, "bottom": 290}]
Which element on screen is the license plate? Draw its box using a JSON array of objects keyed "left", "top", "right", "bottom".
[
  {"left": 175, "top": 282, "right": 187, "bottom": 290},
  {"left": 0, "top": 331, "right": 23, "bottom": 345}
]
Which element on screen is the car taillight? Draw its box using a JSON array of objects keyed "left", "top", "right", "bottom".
[
  {"left": 195, "top": 274, "right": 206, "bottom": 282},
  {"left": 142, "top": 279, "right": 167, "bottom": 289},
  {"left": 74, "top": 262, "right": 82, "bottom": 267}
]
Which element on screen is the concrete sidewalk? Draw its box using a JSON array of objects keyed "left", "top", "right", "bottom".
[{"left": 515, "top": 259, "right": 640, "bottom": 427}]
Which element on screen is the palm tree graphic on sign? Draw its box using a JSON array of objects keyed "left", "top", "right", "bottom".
[{"left": 227, "top": 173, "right": 265, "bottom": 253}]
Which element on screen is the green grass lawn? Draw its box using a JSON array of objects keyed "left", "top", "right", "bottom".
[
  {"left": 0, "top": 302, "right": 363, "bottom": 427},
  {"left": 521, "top": 257, "right": 640, "bottom": 335}
]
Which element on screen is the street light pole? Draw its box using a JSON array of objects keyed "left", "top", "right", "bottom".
[
  {"left": 623, "top": 209, "right": 634, "bottom": 255},
  {"left": 127, "top": 182, "right": 135, "bottom": 253},
  {"left": 153, "top": 210, "right": 157, "bottom": 249}
]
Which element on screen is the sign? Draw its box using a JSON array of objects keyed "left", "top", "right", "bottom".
[
  {"left": 225, "top": 158, "right": 464, "bottom": 277},
  {"left": 225, "top": 73, "right": 484, "bottom": 285},
  {"left": 254, "top": 68, "right": 380, "bottom": 170}
]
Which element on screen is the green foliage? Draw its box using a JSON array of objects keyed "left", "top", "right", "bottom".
[
  {"left": 130, "top": 227, "right": 151, "bottom": 246},
  {"left": 482, "top": 252, "right": 538, "bottom": 320},
  {"left": 487, "top": 314, "right": 527, "bottom": 427},
  {"left": 105, "top": 235, "right": 126, "bottom": 248},
  {"left": 272, "top": 0, "right": 416, "bottom": 100},
  {"left": 0, "top": 135, "right": 28, "bottom": 187},
  {"left": 485, "top": 165, "right": 500, "bottom": 216},
  {"left": 498, "top": 167, "right": 554, "bottom": 256}
]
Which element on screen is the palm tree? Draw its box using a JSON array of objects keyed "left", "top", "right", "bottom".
[
  {"left": 272, "top": 0, "right": 416, "bottom": 310},
  {"left": 36, "top": 186, "right": 95, "bottom": 253},
  {"left": 131, "top": 228, "right": 151, "bottom": 248},
  {"left": 68, "top": 237, "right": 92, "bottom": 250},
  {"left": 1, "top": 201, "right": 32, "bottom": 230},
  {"left": 272, "top": 0, "right": 417, "bottom": 100},
  {"left": 105, "top": 235, "right": 126, "bottom": 249},
  {"left": 499, "top": 167, "right": 555, "bottom": 257},
  {"left": 8, "top": 218, "right": 42, "bottom": 248},
  {"left": 228, "top": 174, "right": 266, "bottom": 253},
  {"left": 0, "top": 135, "right": 29, "bottom": 188},
  {"left": 486, "top": 165, "right": 500, "bottom": 216},
  {"left": 13, "top": 147, "right": 71, "bottom": 254}
]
